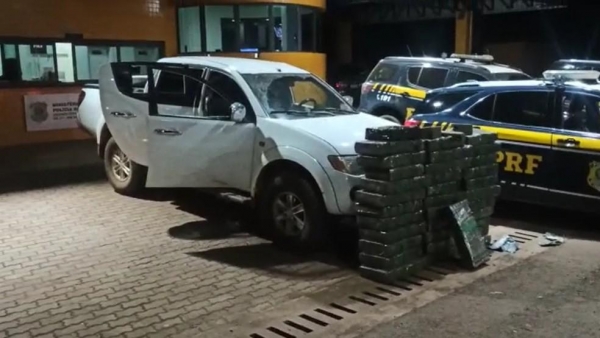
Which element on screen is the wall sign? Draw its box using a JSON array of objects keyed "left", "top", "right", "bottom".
[{"left": 23, "top": 93, "right": 80, "bottom": 131}]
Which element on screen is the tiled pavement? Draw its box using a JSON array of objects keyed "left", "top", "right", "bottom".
[{"left": 0, "top": 173, "right": 354, "bottom": 337}]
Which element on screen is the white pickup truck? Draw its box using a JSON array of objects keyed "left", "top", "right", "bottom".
[{"left": 78, "top": 56, "right": 396, "bottom": 248}]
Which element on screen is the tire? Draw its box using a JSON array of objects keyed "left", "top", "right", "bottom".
[
  {"left": 375, "top": 110, "right": 402, "bottom": 124},
  {"left": 104, "top": 137, "right": 147, "bottom": 195},
  {"left": 258, "top": 172, "right": 328, "bottom": 250}
]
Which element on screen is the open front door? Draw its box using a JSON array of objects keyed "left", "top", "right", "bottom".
[{"left": 144, "top": 64, "right": 256, "bottom": 191}]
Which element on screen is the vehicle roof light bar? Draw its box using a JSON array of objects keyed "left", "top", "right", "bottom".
[
  {"left": 450, "top": 53, "right": 494, "bottom": 63},
  {"left": 542, "top": 70, "right": 600, "bottom": 83}
]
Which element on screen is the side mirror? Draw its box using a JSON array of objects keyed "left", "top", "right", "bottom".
[
  {"left": 342, "top": 95, "right": 354, "bottom": 106},
  {"left": 230, "top": 102, "right": 246, "bottom": 123}
]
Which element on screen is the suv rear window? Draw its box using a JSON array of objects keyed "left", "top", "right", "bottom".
[
  {"left": 416, "top": 91, "right": 476, "bottom": 114},
  {"left": 493, "top": 73, "right": 531, "bottom": 81},
  {"left": 367, "top": 63, "right": 398, "bottom": 83},
  {"left": 407, "top": 67, "right": 449, "bottom": 89}
]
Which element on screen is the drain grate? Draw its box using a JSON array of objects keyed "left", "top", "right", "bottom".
[
  {"left": 362, "top": 291, "right": 388, "bottom": 301},
  {"left": 247, "top": 233, "right": 538, "bottom": 337},
  {"left": 267, "top": 326, "right": 296, "bottom": 338},
  {"left": 249, "top": 272, "right": 429, "bottom": 337},
  {"left": 315, "top": 308, "right": 344, "bottom": 320},
  {"left": 376, "top": 286, "right": 401, "bottom": 296},
  {"left": 509, "top": 230, "right": 538, "bottom": 244},
  {"left": 349, "top": 295, "right": 377, "bottom": 306},
  {"left": 330, "top": 303, "right": 356, "bottom": 314},
  {"left": 284, "top": 320, "right": 313, "bottom": 333}
]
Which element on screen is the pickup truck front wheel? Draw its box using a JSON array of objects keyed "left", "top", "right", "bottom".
[
  {"left": 259, "top": 173, "right": 327, "bottom": 250},
  {"left": 104, "top": 138, "right": 146, "bottom": 195}
]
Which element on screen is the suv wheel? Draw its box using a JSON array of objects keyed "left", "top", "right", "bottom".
[
  {"left": 375, "top": 109, "right": 402, "bottom": 124},
  {"left": 259, "top": 173, "right": 327, "bottom": 250},
  {"left": 379, "top": 114, "right": 401, "bottom": 123},
  {"left": 104, "top": 137, "right": 146, "bottom": 195}
]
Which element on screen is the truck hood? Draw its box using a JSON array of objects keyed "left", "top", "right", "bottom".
[{"left": 269, "top": 113, "right": 398, "bottom": 155}]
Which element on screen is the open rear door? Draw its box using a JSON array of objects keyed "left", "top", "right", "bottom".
[{"left": 99, "top": 63, "right": 151, "bottom": 166}]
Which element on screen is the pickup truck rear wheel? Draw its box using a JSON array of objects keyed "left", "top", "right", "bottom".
[
  {"left": 104, "top": 137, "right": 146, "bottom": 195},
  {"left": 259, "top": 173, "right": 327, "bottom": 250}
]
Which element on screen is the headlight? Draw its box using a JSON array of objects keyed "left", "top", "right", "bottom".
[{"left": 328, "top": 155, "right": 363, "bottom": 175}]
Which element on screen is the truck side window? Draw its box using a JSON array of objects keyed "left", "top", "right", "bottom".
[
  {"left": 154, "top": 68, "right": 204, "bottom": 110},
  {"left": 202, "top": 71, "right": 253, "bottom": 119}
]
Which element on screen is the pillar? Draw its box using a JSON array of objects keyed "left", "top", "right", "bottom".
[
  {"left": 454, "top": 10, "right": 473, "bottom": 54},
  {"left": 334, "top": 21, "right": 352, "bottom": 65}
]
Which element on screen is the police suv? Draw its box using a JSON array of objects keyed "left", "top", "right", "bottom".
[
  {"left": 548, "top": 59, "right": 600, "bottom": 76},
  {"left": 358, "top": 54, "right": 531, "bottom": 124},
  {"left": 404, "top": 70, "right": 600, "bottom": 211}
]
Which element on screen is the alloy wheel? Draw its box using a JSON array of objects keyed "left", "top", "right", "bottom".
[{"left": 272, "top": 192, "right": 306, "bottom": 237}]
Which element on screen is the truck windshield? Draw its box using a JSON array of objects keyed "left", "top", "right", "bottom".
[{"left": 242, "top": 73, "right": 355, "bottom": 117}]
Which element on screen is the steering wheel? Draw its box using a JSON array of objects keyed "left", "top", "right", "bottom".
[{"left": 296, "top": 98, "right": 317, "bottom": 108}]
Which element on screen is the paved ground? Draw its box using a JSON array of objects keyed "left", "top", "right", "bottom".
[
  {"left": 2, "top": 160, "right": 597, "bottom": 338},
  {"left": 359, "top": 236, "right": 600, "bottom": 338},
  {"left": 359, "top": 204, "right": 600, "bottom": 338},
  {"left": 0, "top": 170, "right": 354, "bottom": 338}
]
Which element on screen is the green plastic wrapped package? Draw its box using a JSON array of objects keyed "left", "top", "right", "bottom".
[
  {"left": 359, "top": 222, "right": 427, "bottom": 244},
  {"left": 355, "top": 189, "right": 427, "bottom": 208},
  {"left": 357, "top": 152, "right": 426, "bottom": 169},
  {"left": 447, "top": 200, "right": 491, "bottom": 269},
  {"left": 365, "top": 164, "right": 425, "bottom": 181},
  {"left": 365, "top": 126, "right": 422, "bottom": 141},
  {"left": 358, "top": 176, "right": 427, "bottom": 195},
  {"left": 356, "top": 200, "right": 423, "bottom": 219},
  {"left": 355, "top": 140, "right": 424, "bottom": 157}
]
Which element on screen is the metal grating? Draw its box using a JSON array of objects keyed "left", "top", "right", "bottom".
[{"left": 248, "top": 230, "right": 539, "bottom": 337}]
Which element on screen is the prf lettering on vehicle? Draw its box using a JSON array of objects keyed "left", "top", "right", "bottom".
[
  {"left": 496, "top": 150, "right": 542, "bottom": 175},
  {"left": 418, "top": 121, "right": 542, "bottom": 175}
]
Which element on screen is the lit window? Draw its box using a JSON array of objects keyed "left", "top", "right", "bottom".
[
  {"left": 146, "top": 0, "right": 161, "bottom": 17},
  {"left": 19, "top": 44, "right": 57, "bottom": 82}
]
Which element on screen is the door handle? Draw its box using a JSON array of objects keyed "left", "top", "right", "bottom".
[
  {"left": 556, "top": 138, "right": 580, "bottom": 147},
  {"left": 154, "top": 128, "right": 181, "bottom": 136},
  {"left": 111, "top": 111, "right": 136, "bottom": 118}
]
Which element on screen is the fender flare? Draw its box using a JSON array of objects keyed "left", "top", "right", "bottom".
[{"left": 252, "top": 145, "right": 341, "bottom": 214}]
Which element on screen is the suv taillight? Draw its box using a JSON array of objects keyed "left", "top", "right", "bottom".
[
  {"left": 335, "top": 81, "right": 347, "bottom": 90},
  {"left": 404, "top": 118, "right": 419, "bottom": 128},
  {"left": 77, "top": 91, "right": 86, "bottom": 107},
  {"left": 361, "top": 82, "right": 373, "bottom": 94}
]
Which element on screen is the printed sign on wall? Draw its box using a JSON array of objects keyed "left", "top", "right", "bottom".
[{"left": 23, "top": 93, "right": 80, "bottom": 131}]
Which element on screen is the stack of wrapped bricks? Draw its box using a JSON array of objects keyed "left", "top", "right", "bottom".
[
  {"left": 459, "top": 126, "right": 501, "bottom": 238},
  {"left": 354, "top": 126, "right": 429, "bottom": 284},
  {"left": 354, "top": 125, "right": 501, "bottom": 284}
]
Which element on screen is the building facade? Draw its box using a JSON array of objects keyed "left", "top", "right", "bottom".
[{"left": 0, "top": 0, "right": 325, "bottom": 148}]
